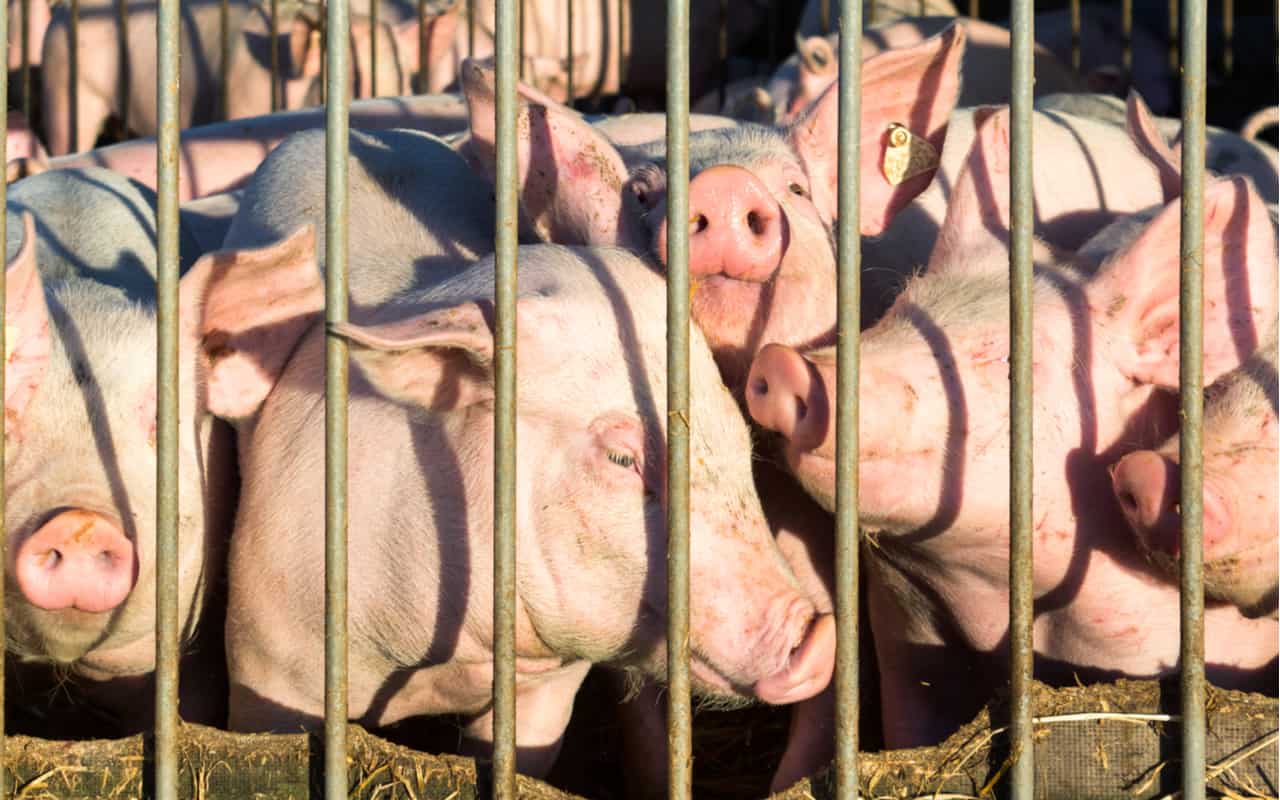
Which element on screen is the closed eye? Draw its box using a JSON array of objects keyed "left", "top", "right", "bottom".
[{"left": 607, "top": 450, "right": 636, "bottom": 468}]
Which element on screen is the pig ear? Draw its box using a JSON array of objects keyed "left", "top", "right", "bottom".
[
  {"left": 925, "top": 107, "right": 1013, "bottom": 274},
  {"left": 186, "top": 226, "right": 324, "bottom": 421},
  {"left": 788, "top": 21, "right": 965, "bottom": 231},
  {"left": 4, "top": 213, "right": 51, "bottom": 432},
  {"left": 286, "top": 16, "right": 320, "bottom": 80},
  {"left": 460, "top": 58, "right": 637, "bottom": 248},
  {"left": 332, "top": 303, "right": 494, "bottom": 412},
  {"left": 1125, "top": 91, "right": 1181, "bottom": 203},
  {"left": 1098, "top": 176, "right": 1279, "bottom": 389}
]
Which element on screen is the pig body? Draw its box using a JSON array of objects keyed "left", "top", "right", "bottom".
[
  {"left": 41, "top": 0, "right": 448, "bottom": 154},
  {"left": 16, "top": 92, "right": 469, "bottom": 200},
  {"left": 3, "top": 167, "right": 237, "bottom": 728},
  {"left": 423, "top": 0, "right": 773, "bottom": 106},
  {"left": 203, "top": 242, "right": 829, "bottom": 775},
  {"left": 747, "top": 112, "right": 1280, "bottom": 747},
  {"left": 1037, "top": 91, "right": 1280, "bottom": 205},
  {"left": 1113, "top": 328, "right": 1279, "bottom": 619}
]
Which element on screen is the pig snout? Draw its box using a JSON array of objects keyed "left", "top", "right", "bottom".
[
  {"left": 14, "top": 510, "right": 137, "bottom": 613},
  {"left": 657, "top": 165, "right": 786, "bottom": 283},
  {"left": 746, "top": 344, "right": 831, "bottom": 451},
  {"left": 1111, "top": 450, "right": 1182, "bottom": 556},
  {"left": 753, "top": 612, "right": 835, "bottom": 705}
]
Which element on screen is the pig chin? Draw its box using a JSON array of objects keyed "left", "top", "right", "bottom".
[{"left": 5, "top": 604, "right": 118, "bottom": 664}]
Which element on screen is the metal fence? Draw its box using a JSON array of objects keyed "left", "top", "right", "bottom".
[{"left": 0, "top": 0, "right": 1234, "bottom": 798}]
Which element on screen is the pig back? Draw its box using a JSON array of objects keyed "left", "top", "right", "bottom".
[
  {"left": 223, "top": 127, "right": 498, "bottom": 310},
  {"left": 6, "top": 167, "right": 203, "bottom": 303}
]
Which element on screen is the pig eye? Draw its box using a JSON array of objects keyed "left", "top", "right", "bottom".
[
  {"left": 607, "top": 450, "right": 636, "bottom": 469},
  {"left": 789, "top": 182, "right": 808, "bottom": 198}
]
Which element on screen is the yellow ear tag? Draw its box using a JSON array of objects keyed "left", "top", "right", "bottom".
[
  {"left": 5, "top": 324, "right": 18, "bottom": 362},
  {"left": 882, "top": 123, "right": 940, "bottom": 186}
]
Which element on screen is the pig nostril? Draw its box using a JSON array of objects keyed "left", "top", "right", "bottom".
[
  {"left": 691, "top": 214, "right": 709, "bottom": 235},
  {"left": 43, "top": 549, "right": 63, "bottom": 569},
  {"left": 752, "top": 376, "right": 769, "bottom": 397},
  {"left": 747, "top": 210, "right": 767, "bottom": 236},
  {"left": 796, "top": 399, "right": 807, "bottom": 421}
]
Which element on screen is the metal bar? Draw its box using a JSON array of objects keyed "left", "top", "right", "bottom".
[
  {"left": 617, "top": 0, "right": 626, "bottom": 93},
  {"left": 1008, "top": 0, "right": 1035, "bottom": 797},
  {"left": 491, "top": 0, "right": 518, "bottom": 795},
  {"left": 20, "top": 0, "right": 29, "bottom": 125},
  {"left": 370, "top": 0, "right": 379, "bottom": 97},
  {"left": 468, "top": 0, "right": 474, "bottom": 57},
  {"left": 969, "top": 0, "right": 978, "bottom": 19},
  {"left": 221, "top": 0, "right": 231, "bottom": 118},
  {"left": 1123, "top": 0, "right": 1133, "bottom": 72},
  {"left": 1222, "top": 0, "right": 1233, "bottom": 77},
  {"left": 718, "top": 0, "right": 726, "bottom": 110},
  {"left": 665, "top": 0, "right": 691, "bottom": 794},
  {"left": 820, "top": 0, "right": 829, "bottom": 33},
  {"left": 1178, "top": 1, "right": 1207, "bottom": 797},
  {"left": 1070, "top": 0, "right": 1081, "bottom": 71},
  {"left": 1169, "top": 0, "right": 1179, "bottom": 71},
  {"left": 0, "top": 0, "right": 8, "bottom": 792},
  {"left": 69, "top": 0, "right": 79, "bottom": 150},
  {"left": 323, "top": 0, "right": 351, "bottom": 791},
  {"left": 270, "top": 0, "right": 280, "bottom": 110},
  {"left": 154, "top": 0, "right": 182, "bottom": 791},
  {"left": 418, "top": 0, "right": 429, "bottom": 93},
  {"left": 116, "top": 0, "right": 130, "bottom": 135},
  {"left": 833, "top": 0, "right": 861, "bottom": 797},
  {"left": 566, "top": 0, "right": 573, "bottom": 104}
]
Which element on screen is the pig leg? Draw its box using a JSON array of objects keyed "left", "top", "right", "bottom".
[
  {"left": 771, "top": 684, "right": 834, "bottom": 792},
  {"left": 42, "top": 76, "right": 112, "bottom": 155},
  {"left": 615, "top": 680, "right": 668, "bottom": 800},
  {"left": 459, "top": 661, "right": 591, "bottom": 779}
]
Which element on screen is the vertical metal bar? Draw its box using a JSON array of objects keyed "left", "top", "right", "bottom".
[
  {"left": 1008, "top": 0, "right": 1035, "bottom": 797},
  {"left": 717, "top": 0, "right": 726, "bottom": 109},
  {"left": 1179, "top": 1, "right": 1207, "bottom": 798},
  {"left": 19, "top": 0, "right": 29, "bottom": 125},
  {"left": 1069, "top": 0, "right": 1081, "bottom": 71},
  {"left": 154, "top": 0, "right": 182, "bottom": 791},
  {"left": 323, "top": 0, "right": 350, "bottom": 793},
  {"left": 221, "top": 0, "right": 231, "bottom": 118},
  {"left": 566, "top": 0, "right": 573, "bottom": 104},
  {"left": 820, "top": 0, "right": 829, "bottom": 33},
  {"left": 69, "top": 0, "right": 79, "bottom": 150},
  {"left": 418, "top": 0, "right": 429, "bottom": 93},
  {"left": 666, "top": 0, "right": 691, "bottom": 795},
  {"left": 1222, "top": 0, "right": 1233, "bottom": 77},
  {"left": 0, "top": 1, "right": 8, "bottom": 793},
  {"left": 616, "top": 0, "right": 626, "bottom": 93},
  {"left": 1169, "top": 0, "right": 1179, "bottom": 71},
  {"left": 320, "top": 0, "right": 327, "bottom": 105},
  {"left": 834, "top": 0, "right": 861, "bottom": 797},
  {"left": 270, "top": 0, "right": 280, "bottom": 110},
  {"left": 969, "top": 0, "right": 978, "bottom": 19},
  {"left": 116, "top": 0, "right": 130, "bottom": 135},
  {"left": 1123, "top": 0, "right": 1133, "bottom": 72},
  {"left": 492, "top": 0, "right": 518, "bottom": 795},
  {"left": 370, "top": 0, "right": 379, "bottom": 97},
  {"left": 467, "top": 0, "right": 474, "bottom": 57}
]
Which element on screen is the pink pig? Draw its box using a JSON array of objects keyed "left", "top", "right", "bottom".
[{"left": 747, "top": 109, "right": 1280, "bottom": 747}]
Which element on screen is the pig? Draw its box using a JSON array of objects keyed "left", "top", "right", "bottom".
[
  {"left": 742, "top": 17, "right": 1084, "bottom": 127},
  {"left": 745, "top": 108, "right": 1280, "bottom": 748},
  {"left": 40, "top": 0, "right": 459, "bottom": 154},
  {"left": 3, "top": 166, "right": 237, "bottom": 729},
  {"left": 4, "top": 111, "right": 48, "bottom": 169},
  {"left": 197, "top": 243, "right": 830, "bottom": 778},
  {"left": 1111, "top": 327, "right": 1278, "bottom": 620}
]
